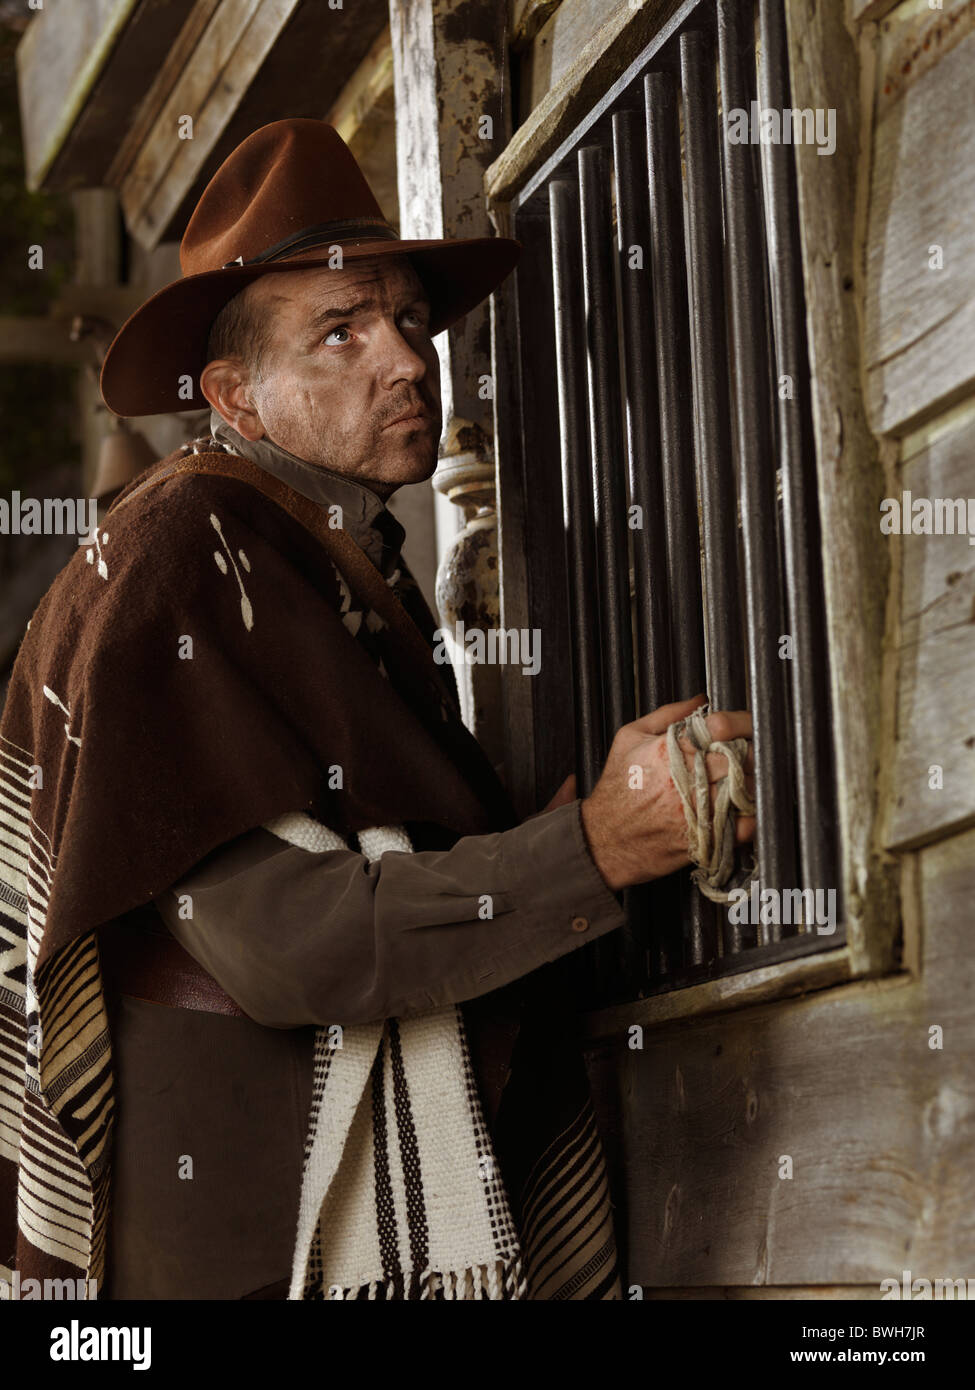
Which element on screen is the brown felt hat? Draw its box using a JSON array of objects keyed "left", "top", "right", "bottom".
[{"left": 100, "top": 119, "right": 521, "bottom": 417}]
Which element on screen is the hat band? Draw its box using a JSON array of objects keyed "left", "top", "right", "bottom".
[{"left": 224, "top": 219, "right": 399, "bottom": 270}]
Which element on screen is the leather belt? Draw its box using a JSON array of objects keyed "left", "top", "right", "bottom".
[{"left": 99, "top": 909, "right": 247, "bottom": 1019}]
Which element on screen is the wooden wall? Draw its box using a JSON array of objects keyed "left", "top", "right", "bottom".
[{"left": 510, "top": 0, "right": 975, "bottom": 1294}]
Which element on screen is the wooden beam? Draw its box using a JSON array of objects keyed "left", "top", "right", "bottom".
[
  {"left": 324, "top": 24, "right": 393, "bottom": 148},
  {"left": 581, "top": 948, "right": 856, "bottom": 1040},
  {"left": 16, "top": 0, "right": 198, "bottom": 192},
  {"left": 0, "top": 317, "right": 87, "bottom": 365},
  {"left": 390, "top": 0, "right": 511, "bottom": 764},
  {"left": 49, "top": 285, "right": 149, "bottom": 327},
  {"left": 105, "top": 0, "right": 223, "bottom": 189},
  {"left": 509, "top": 0, "right": 563, "bottom": 51},
  {"left": 783, "top": 0, "right": 901, "bottom": 975},
  {"left": 117, "top": 0, "right": 388, "bottom": 249},
  {"left": 323, "top": 22, "right": 398, "bottom": 228},
  {"left": 119, "top": 0, "right": 299, "bottom": 247},
  {"left": 486, "top": 0, "right": 683, "bottom": 206}
]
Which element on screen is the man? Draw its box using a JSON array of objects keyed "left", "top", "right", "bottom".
[{"left": 0, "top": 121, "right": 754, "bottom": 1302}]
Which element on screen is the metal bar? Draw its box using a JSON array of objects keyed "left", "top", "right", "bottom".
[
  {"left": 511, "top": 210, "right": 579, "bottom": 817},
  {"left": 679, "top": 28, "right": 746, "bottom": 961},
  {"left": 550, "top": 179, "right": 624, "bottom": 1006},
  {"left": 612, "top": 108, "right": 672, "bottom": 716},
  {"left": 549, "top": 182, "right": 605, "bottom": 798},
  {"left": 756, "top": 0, "right": 839, "bottom": 915},
  {"left": 644, "top": 72, "right": 707, "bottom": 702},
  {"left": 716, "top": 0, "right": 797, "bottom": 938},
  {"left": 679, "top": 30, "right": 747, "bottom": 713},
  {"left": 577, "top": 146, "right": 642, "bottom": 1001},
  {"left": 612, "top": 107, "right": 675, "bottom": 990},
  {"left": 577, "top": 145, "right": 636, "bottom": 746},
  {"left": 644, "top": 69, "right": 710, "bottom": 972}
]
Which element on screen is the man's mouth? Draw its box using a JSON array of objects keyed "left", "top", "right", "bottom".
[{"left": 383, "top": 409, "right": 433, "bottom": 430}]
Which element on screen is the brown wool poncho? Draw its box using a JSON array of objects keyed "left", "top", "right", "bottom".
[{"left": 0, "top": 447, "right": 621, "bottom": 1299}]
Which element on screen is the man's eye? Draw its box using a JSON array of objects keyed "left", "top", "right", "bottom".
[
  {"left": 402, "top": 308, "right": 426, "bottom": 328},
  {"left": 324, "top": 326, "right": 351, "bottom": 345}
]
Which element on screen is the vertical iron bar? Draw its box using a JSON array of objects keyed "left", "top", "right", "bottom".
[
  {"left": 578, "top": 145, "right": 636, "bottom": 744},
  {"left": 550, "top": 179, "right": 624, "bottom": 1006},
  {"left": 549, "top": 181, "right": 605, "bottom": 798},
  {"left": 612, "top": 109, "right": 673, "bottom": 717},
  {"left": 680, "top": 28, "right": 747, "bottom": 961},
  {"left": 578, "top": 146, "right": 641, "bottom": 1000},
  {"left": 756, "top": 0, "right": 838, "bottom": 919},
  {"left": 643, "top": 74, "right": 707, "bottom": 702},
  {"left": 645, "top": 70, "right": 709, "bottom": 972},
  {"left": 613, "top": 108, "right": 675, "bottom": 992},
  {"left": 717, "top": 0, "right": 797, "bottom": 939},
  {"left": 680, "top": 30, "right": 747, "bottom": 713}
]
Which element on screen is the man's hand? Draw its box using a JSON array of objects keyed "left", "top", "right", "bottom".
[{"left": 579, "top": 694, "right": 756, "bottom": 892}]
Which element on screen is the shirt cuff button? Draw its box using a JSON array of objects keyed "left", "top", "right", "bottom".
[{"left": 571, "top": 915, "right": 590, "bottom": 933}]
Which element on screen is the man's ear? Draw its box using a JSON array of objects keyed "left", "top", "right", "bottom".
[{"left": 199, "top": 359, "right": 265, "bottom": 441}]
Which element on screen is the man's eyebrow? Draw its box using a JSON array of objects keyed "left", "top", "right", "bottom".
[
  {"left": 309, "top": 299, "right": 375, "bottom": 330},
  {"left": 307, "top": 292, "right": 431, "bottom": 333}
]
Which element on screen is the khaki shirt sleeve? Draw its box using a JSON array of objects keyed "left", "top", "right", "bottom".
[{"left": 152, "top": 799, "right": 627, "bottom": 1028}]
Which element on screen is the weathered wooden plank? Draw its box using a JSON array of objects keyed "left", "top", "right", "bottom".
[
  {"left": 105, "top": 0, "right": 223, "bottom": 189},
  {"left": 120, "top": 0, "right": 388, "bottom": 248},
  {"left": 486, "top": 0, "right": 683, "bottom": 206},
  {"left": 16, "top": 0, "right": 198, "bottom": 192},
  {"left": 608, "top": 826, "right": 975, "bottom": 1287},
  {"left": 783, "top": 0, "right": 900, "bottom": 972},
  {"left": 0, "top": 318, "right": 87, "bottom": 365},
  {"left": 119, "top": 0, "right": 290, "bottom": 245},
  {"left": 17, "top": 0, "right": 139, "bottom": 189},
  {"left": 849, "top": 0, "right": 900, "bottom": 23},
  {"left": 324, "top": 24, "right": 398, "bottom": 230},
  {"left": 582, "top": 947, "right": 853, "bottom": 1039},
  {"left": 886, "top": 399, "right": 975, "bottom": 850},
  {"left": 49, "top": 285, "right": 149, "bottom": 328},
  {"left": 510, "top": 0, "right": 563, "bottom": 51},
  {"left": 520, "top": 0, "right": 632, "bottom": 118},
  {"left": 864, "top": 0, "right": 975, "bottom": 434},
  {"left": 325, "top": 24, "right": 393, "bottom": 146}
]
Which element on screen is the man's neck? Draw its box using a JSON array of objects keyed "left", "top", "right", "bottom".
[{"left": 207, "top": 410, "right": 406, "bottom": 577}]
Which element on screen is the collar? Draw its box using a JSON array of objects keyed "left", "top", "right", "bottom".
[{"left": 208, "top": 409, "right": 406, "bottom": 577}]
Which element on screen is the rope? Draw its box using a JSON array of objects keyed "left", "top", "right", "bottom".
[{"left": 666, "top": 703, "right": 758, "bottom": 903}]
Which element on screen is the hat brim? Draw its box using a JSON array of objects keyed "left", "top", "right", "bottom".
[{"left": 100, "top": 235, "right": 521, "bottom": 417}]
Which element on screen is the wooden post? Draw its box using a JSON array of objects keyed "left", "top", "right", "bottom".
[
  {"left": 389, "top": 0, "right": 509, "bottom": 762},
  {"left": 71, "top": 189, "right": 121, "bottom": 496}
]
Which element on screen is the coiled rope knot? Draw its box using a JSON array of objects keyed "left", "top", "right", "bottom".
[{"left": 666, "top": 704, "right": 757, "bottom": 903}]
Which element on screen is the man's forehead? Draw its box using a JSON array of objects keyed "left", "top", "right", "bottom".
[{"left": 250, "top": 254, "right": 426, "bottom": 315}]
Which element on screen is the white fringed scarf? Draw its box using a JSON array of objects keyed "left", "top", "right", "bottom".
[{"left": 262, "top": 812, "right": 528, "bottom": 1301}]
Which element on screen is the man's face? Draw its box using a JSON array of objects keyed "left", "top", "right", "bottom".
[{"left": 211, "top": 254, "right": 442, "bottom": 498}]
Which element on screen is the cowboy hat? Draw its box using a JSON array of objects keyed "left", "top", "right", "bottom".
[{"left": 100, "top": 119, "right": 522, "bottom": 417}]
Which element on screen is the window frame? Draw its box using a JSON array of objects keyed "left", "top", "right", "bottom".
[{"left": 488, "top": 0, "right": 902, "bottom": 1035}]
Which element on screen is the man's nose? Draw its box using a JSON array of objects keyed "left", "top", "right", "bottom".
[{"left": 375, "top": 319, "right": 433, "bottom": 389}]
